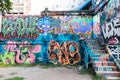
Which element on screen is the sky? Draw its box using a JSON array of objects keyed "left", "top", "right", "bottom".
[{"left": 30, "top": 0, "right": 85, "bottom": 15}]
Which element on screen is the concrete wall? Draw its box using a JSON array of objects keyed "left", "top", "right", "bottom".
[{"left": 0, "top": 15, "right": 95, "bottom": 65}]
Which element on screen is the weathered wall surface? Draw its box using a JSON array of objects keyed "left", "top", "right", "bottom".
[{"left": 0, "top": 15, "right": 95, "bottom": 65}]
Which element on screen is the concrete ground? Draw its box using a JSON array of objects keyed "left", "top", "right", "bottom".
[{"left": 0, "top": 66, "right": 92, "bottom": 80}]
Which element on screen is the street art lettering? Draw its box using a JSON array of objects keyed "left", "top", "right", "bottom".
[
  {"left": 96, "top": 66, "right": 116, "bottom": 71},
  {"left": 100, "top": 0, "right": 119, "bottom": 26},
  {"left": 0, "top": 51, "right": 15, "bottom": 64},
  {"left": 112, "top": 54, "right": 120, "bottom": 60},
  {"left": 94, "top": 62, "right": 115, "bottom": 66},
  {"left": 102, "top": 17, "right": 120, "bottom": 39},
  {"left": 100, "top": 73, "right": 119, "bottom": 77},
  {"left": 48, "top": 40, "right": 81, "bottom": 65},
  {"left": 107, "top": 45, "right": 120, "bottom": 60},
  {"left": 0, "top": 41, "right": 41, "bottom": 64},
  {"left": 1, "top": 16, "right": 39, "bottom": 39},
  {"left": 102, "top": 17, "right": 120, "bottom": 44}
]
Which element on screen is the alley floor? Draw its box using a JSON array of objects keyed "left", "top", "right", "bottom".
[{"left": 0, "top": 66, "right": 91, "bottom": 80}]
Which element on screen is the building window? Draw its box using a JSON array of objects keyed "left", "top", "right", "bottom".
[{"left": 11, "top": 0, "right": 23, "bottom": 5}]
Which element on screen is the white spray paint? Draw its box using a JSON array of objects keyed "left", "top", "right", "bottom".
[{"left": 102, "top": 17, "right": 120, "bottom": 39}]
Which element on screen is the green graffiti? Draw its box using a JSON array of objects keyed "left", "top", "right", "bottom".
[
  {"left": 0, "top": 52, "right": 15, "bottom": 64},
  {"left": 1, "top": 16, "right": 39, "bottom": 39}
]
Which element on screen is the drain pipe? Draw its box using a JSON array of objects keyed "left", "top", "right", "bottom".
[
  {"left": 76, "top": 0, "right": 91, "bottom": 10},
  {"left": 92, "top": 0, "right": 95, "bottom": 9}
]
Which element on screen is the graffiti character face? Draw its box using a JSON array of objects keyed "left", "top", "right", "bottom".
[
  {"left": 42, "top": 25, "right": 51, "bottom": 32},
  {"left": 38, "top": 24, "right": 53, "bottom": 34}
]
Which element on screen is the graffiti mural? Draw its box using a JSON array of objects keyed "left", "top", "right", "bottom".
[
  {"left": 105, "top": 0, "right": 118, "bottom": 19},
  {"left": 0, "top": 15, "right": 94, "bottom": 65},
  {"left": 100, "top": 0, "right": 120, "bottom": 44},
  {"left": 107, "top": 45, "right": 120, "bottom": 60},
  {"left": 0, "top": 41, "right": 41, "bottom": 64},
  {"left": 59, "top": 16, "right": 93, "bottom": 38},
  {"left": 1, "top": 15, "right": 94, "bottom": 39},
  {"left": 48, "top": 40, "right": 81, "bottom": 65},
  {"left": 1, "top": 16, "right": 39, "bottom": 39},
  {"left": 100, "top": 0, "right": 119, "bottom": 25},
  {"left": 37, "top": 16, "right": 94, "bottom": 38},
  {"left": 101, "top": 16, "right": 120, "bottom": 44}
]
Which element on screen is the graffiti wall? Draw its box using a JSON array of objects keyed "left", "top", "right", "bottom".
[
  {"left": 0, "top": 15, "right": 93, "bottom": 39},
  {"left": 93, "top": 14, "right": 100, "bottom": 35},
  {"left": 0, "top": 35, "right": 81, "bottom": 65},
  {"left": 1, "top": 16, "right": 39, "bottom": 40},
  {"left": 48, "top": 40, "right": 80, "bottom": 65},
  {"left": 100, "top": 0, "right": 120, "bottom": 44},
  {"left": 0, "top": 41, "right": 41, "bottom": 64},
  {"left": 93, "top": 0, "right": 110, "bottom": 15},
  {"left": 0, "top": 15, "right": 94, "bottom": 65},
  {"left": 107, "top": 45, "right": 120, "bottom": 60}
]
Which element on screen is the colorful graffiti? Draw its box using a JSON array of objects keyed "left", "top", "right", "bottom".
[
  {"left": 0, "top": 15, "right": 94, "bottom": 65},
  {"left": 95, "top": 66, "right": 117, "bottom": 71},
  {"left": 93, "top": 15, "right": 100, "bottom": 35},
  {"left": 94, "top": 62, "right": 115, "bottom": 66},
  {"left": 100, "top": 0, "right": 120, "bottom": 44},
  {"left": 0, "top": 33, "right": 82, "bottom": 65},
  {"left": 37, "top": 16, "right": 94, "bottom": 38},
  {"left": 94, "top": 0, "right": 110, "bottom": 15},
  {"left": 100, "top": 0, "right": 119, "bottom": 24},
  {"left": 1, "top": 16, "right": 39, "bottom": 39},
  {"left": 59, "top": 16, "right": 93, "bottom": 36},
  {"left": 48, "top": 40, "right": 81, "bottom": 65},
  {"left": 1, "top": 15, "right": 94, "bottom": 40},
  {"left": 0, "top": 41, "right": 41, "bottom": 64}
]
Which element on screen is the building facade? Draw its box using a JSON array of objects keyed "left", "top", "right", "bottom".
[
  {"left": 9, "top": 0, "right": 24, "bottom": 15},
  {"left": 8, "top": 0, "right": 86, "bottom": 15}
]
